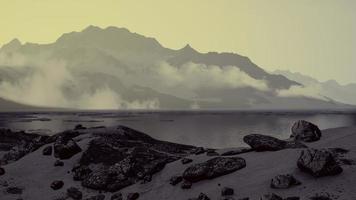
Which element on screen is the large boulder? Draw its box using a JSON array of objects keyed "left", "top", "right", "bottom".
[
  {"left": 183, "top": 157, "right": 246, "bottom": 182},
  {"left": 76, "top": 126, "right": 195, "bottom": 192},
  {"left": 50, "top": 180, "right": 64, "bottom": 190},
  {"left": 54, "top": 136, "right": 82, "bottom": 160},
  {"left": 291, "top": 120, "right": 321, "bottom": 142},
  {"left": 243, "top": 134, "right": 306, "bottom": 152},
  {"left": 67, "top": 187, "right": 82, "bottom": 200},
  {"left": 270, "top": 174, "right": 301, "bottom": 189},
  {"left": 297, "top": 148, "right": 343, "bottom": 177}
]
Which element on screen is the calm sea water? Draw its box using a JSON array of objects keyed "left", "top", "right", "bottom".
[{"left": 1, "top": 111, "right": 356, "bottom": 148}]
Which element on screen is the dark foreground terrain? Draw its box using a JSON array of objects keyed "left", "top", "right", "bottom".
[{"left": 0, "top": 121, "right": 355, "bottom": 200}]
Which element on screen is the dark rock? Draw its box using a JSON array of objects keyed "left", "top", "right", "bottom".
[
  {"left": 221, "top": 187, "right": 234, "bottom": 196},
  {"left": 297, "top": 149, "right": 343, "bottom": 177},
  {"left": 72, "top": 165, "right": 92, "bottom": 181},
  {"left": 54, "top": 136, "right": 82, "bottom": 160},
  {"left": 77, "top": 126, "right": 195, "bottom": 192},
  {"left": 328, "top": 147, "right": 349, "bottom": 155},
  {"left": 0, "top": 129, "right": 49, "bottom": 164},
  {"left": 6, "top": 187, "right": 22, "bottom": 194},
  {"left": 260, "top": 193, "right": 283, "bottom": 200},
  {"left": 197, "top": 193, "right": 210, "bottom": 200},
  {"left": 243, "top": 134, "right": 306, "bottom": 152},
  {"left": 221, "top": 148, "right": 252, "bottom": 156},
  {"left": 181, "top": 158, "right": 193, "bottom": 164},
  {"left": 50, "top": 180, "right": 64, "bottom": 190},
  {"left": 42, "top": 145, "right": 53, "bottom": 156},
  {"left": 181, "top": 180, "right": 192, "bottom": 189},
  {"left": 75, "top": 124, "right": 87, "bottom": 130},
  {"left": 206, "top": 149, "right": 219, "bottom": 156},
  {"left": 169, "top": 175, "right": 183, "bottom": 185},
  {"left": 54, "top": 160, "right": 64, "bottom": 166},
  {"left": 270, "top": 174, "right": 301, "bottom": 189},
  {"left": 309, "top": 195, "right": 332, "bottom": 200},
  {"left": 183, "top": 157, "right": 246, "bottom": 182},
  {"left": 127, "top": 192, "right": 139, "bottom": 200},
  {"left": 339, "top": 158, "right": 356, "bottom": 165},
  {"left": 67, "top": 187, "right": 82, "bottom": 200},
  {"left": 291, "top": 120, "right": 321, "bottom": 142},
  {"left": 84, "top": 194, "right": 105, "bottom": 200},
  {"left": 284, "top": 197, "right": 300, "bottom": 200},
  {"left": 111, "top": 192, "right": 123, "bottom": 200},
  {"left": 194, "top": 147, "right": 205, "bottom": 155},
  {"left": 141, "top": 175, "right": 152, "bottom": 183},
  {"left": 0, "top": 167, "right": 5, "bottom": 175}
]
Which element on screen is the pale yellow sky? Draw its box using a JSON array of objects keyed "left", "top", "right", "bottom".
[{"left": 0, "top": 0, "right": 355, "bottom": 84}]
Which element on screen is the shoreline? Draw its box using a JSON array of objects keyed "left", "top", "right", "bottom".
[{"left": 0, "top": 124, "right": 355, "bottom": 200}]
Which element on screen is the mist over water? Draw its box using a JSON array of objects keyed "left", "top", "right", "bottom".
[{"left": 1, "top": 111, "right": 356, "bottom": 148}]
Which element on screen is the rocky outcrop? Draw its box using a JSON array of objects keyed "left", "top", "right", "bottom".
[
  {"left": 270, "top": 174, "right": 301, "bottom": 189},
  {"left": 74, "top": 126, "right": 195, "bottom": 192},
  {"left": 182, "top": 157, "right": 246, "bottom": 183},
  {"left": 290, "top": 120, "right": 321, "bottom": 142},
  {"left": 243, "top": 134, "right": 306, "bottom": 152},
  {"left": 54, "top": 136, "right": 82, "bottom": 160},
  {"left": 0, "top": 129, "right": 49, "bottom": 164},
  {"left": 297, "top": 148, "right": 343, "bottom": 177}
]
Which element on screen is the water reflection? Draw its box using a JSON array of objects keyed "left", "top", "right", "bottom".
[{"left": 0, "top": 111, "right": 355, "bottom": 148}]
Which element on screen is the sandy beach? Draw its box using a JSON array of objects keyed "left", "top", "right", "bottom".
[{"left": 0, "top": 124, "right": 355, "bottom": 200}]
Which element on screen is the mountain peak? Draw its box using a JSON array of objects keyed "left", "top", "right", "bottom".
[
  {"left": 179, "top": 44, "right": 198, "bottom": 54},
  {"left": 1, "top": 38, "right": 22, "bottom": 52},
  {"left": 83, "top": 25, "right": 102, "bottom": 32}
]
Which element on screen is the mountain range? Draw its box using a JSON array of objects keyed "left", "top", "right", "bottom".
[
  {"left": 274, "top": 70, "right": 356, "bottom": 106},
  {"left": 0, "top": 25, "right": 353, "bottom": 110}
]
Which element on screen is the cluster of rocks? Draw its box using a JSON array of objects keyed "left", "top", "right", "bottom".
[
  {"left": 71, "top": 125, "right": 196, "bottom": 192},
  {"left": 0, "top": 128, "right": 49, "bottom": 165},
  {"left": 0, "top": 120, "right": 350, "bottom": 200}
]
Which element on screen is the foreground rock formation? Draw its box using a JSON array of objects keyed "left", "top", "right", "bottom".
[{"left": 0, "top": 120, "right": 355, "bottom": 200}]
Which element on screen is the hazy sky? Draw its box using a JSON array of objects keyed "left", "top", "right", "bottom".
[{"left": 1, "top": 0, "right": 355, "bottom": 84}]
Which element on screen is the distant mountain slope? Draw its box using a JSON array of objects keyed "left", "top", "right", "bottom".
[
  {"left": 0, "top": 97, "right": 42, "bottom": 111},
  {"left": 168, "top": 45, "right": 300, "bottom": 89},
  {"left": 274, "top": 70, "right": 356, "bottom": 105},
  {"left": 0, "top": 26, "right": 353, "bottom": 110}
]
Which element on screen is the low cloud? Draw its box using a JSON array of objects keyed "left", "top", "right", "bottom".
[
  {"left": 276, "top": 84, "right": 327, "bottom": 101},
  {"left": 151, "top": 62, "right": 269, "bottom": 91},
  {"left": 0, "top": 53, "right": 159, "bottom": 109}
]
